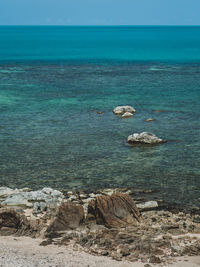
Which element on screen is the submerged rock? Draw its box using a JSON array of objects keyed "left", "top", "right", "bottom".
[
  {"left": 113, "top": 106, "right": 136, "bottom": 115},
  {"left": 87, "top": 193, "right": 140, "bottom": 228},
  {"left": 127, "top": 132, "right": 166, "bottom": 145},
  {"left": 122, "top": 112, "right": 133, "bottom": 118},
  {"left": 145, "top": 118, "right": 154, "bottom": 122}
]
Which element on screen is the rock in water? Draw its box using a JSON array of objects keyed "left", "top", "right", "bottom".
[
  {"left": 145, "top": 118, "right": 154, "bottom": 122},
  {"left": 113, "top": 106, "right": 136, "bottom": 115},
  {"left": 47, "top": 202, "right": 84, "bottom": 233},
  {"left": 122, "top": 112, "right": 133, "bottom": 118},
  {"left": 127, "top": 132, "right": 166, "bottom": 145},
  {"left": 87, "top": 193, "right": 140, "bottom": 228}
]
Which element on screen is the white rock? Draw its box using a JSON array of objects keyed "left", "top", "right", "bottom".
[
  {"left": 122, "top": 112, "right": 133, "bottom": 118},
  {"left": 2, "top": 193, "right": 32, "bottom": 207},
  {"left": 1, "top": 187, "right": 64, "bottom": 212},
  {"left": 113, "top": 106, "right": 136, "bottom": 115},
  {"left": 127, "top": 132, "right": 166, "bottom": 145},
  {"left": 136, "top": 201, "right": 158, "bottom": 210},
  {"left": 0, "top": 187, "right": 19, "bottom": 198}
]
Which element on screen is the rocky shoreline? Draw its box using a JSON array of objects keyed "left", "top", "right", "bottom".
[{"left": 0, "top": 186, "right": 200, "bottom": 266}]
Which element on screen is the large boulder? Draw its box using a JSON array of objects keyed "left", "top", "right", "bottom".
[
  {"left": 46, "top": 202, "right": 84, "bottom": 233},
  {"left": 87, "top": 193, "right": 140, "bottom": 228},
  {"left": 113, "top": 106, "right": 136, "bottom": 115},
  {"left": 127, "top": 132, "right": 166, "bottom": 145}
]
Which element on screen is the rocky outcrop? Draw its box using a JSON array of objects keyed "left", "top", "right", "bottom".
[
  {"left": 46, "top": 202, "right": 84, "bottom": 233},
  {"left": 87, "top": 193, "right": 140, "bottom": 228},
  {"left": 0, "top": 208, "right": 30, "bottom": 236},
  {"left": 127, "top": 132, "right": 166, "bottom": 145},
  {"left": 113, "top": 106, "right": 136, "bottom": 115},
  {"left": 1, "top": 187, "right": 64, "bottom": 213}
]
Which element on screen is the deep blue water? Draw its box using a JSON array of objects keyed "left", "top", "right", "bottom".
[{"left": 0, "top": 26, "right": 200, "bottom": 206}]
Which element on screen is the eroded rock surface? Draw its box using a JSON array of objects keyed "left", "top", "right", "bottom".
[
  {"left": 1, "top": 187, "right": 64, "bottom": 213},
  {"left": 113, "top": 106, "right": 136, "bottom": 115},
  {"left": 87, "top": 193, "right": 140, "bottom": 228},
  {"left": 127, "top": 132, "right": 166, "bottom": 145},
  {"left": 0, "top": 208, "right": 30, "bottom": 236},
  {"left": 47, "top": 202, "right": 84, "bottom": 233}
]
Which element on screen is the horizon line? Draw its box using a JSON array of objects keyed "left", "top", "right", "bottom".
[{"left": 1, "top": 24, "right": 200, "bottom": 27}]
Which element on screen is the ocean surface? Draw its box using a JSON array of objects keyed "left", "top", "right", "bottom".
[{"left": 0, "top": 26, "right": 200, "bottom": 206}]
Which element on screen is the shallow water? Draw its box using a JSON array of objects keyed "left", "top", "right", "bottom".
[{"left": 0, "top": 27, "right": 200, "bottom": 206}]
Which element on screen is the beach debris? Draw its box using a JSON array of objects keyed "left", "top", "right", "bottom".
[
  {"left": 87, "top": 193, "right": 140, "bottom": 228},
  {"left": 127, "top": 132, "right": 166, "bottom": 145},
  {"left": 113, "top": 105, "right": 136, "bottom": 115}
]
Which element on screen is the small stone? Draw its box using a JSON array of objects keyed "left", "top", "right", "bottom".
[
  {"left": 149, "top": 255, "right": 161, "bottom": 264},
  {"left": 101, "top": 250, "right": 109, "bottom": 256},
  {"left": 193, "top": 215, "right": 200, "bottom": 223},
  {"left": 119, "top": 247, "right": 130, "bottom": 256},
  {"left": 145, "top": 118, "right": 153, "bottom": 122}
]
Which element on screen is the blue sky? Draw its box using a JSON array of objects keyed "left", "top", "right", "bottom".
[{"left": 0, "top": 0, "right": 200, "bottom": 25}]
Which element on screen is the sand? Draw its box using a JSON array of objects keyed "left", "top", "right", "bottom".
[{"left": 0, "top": 236, "right": 200, "bottom": 267}]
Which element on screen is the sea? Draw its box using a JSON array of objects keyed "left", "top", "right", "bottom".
[{"left": 0, "top": 26, "right": 200, "bottom": 206}]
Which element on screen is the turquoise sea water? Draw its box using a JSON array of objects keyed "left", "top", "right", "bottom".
[{"left": 0, "top": 26, "right": 200, "bottom": 206}]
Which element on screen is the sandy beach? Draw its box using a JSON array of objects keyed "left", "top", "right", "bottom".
[{"left": 0, "top": 236, "right": 199, "bottom": 267}]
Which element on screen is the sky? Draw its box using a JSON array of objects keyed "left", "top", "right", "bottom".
[{"left": 0, "top": 0, "right": 200, "bottom": 26}]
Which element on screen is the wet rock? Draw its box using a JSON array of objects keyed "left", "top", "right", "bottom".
[
  {"left": 87, "top": 193, "right": 140, "bottom": 228},
  {"left": 127, "top": 132, "right": 166, "bottom": 145},
  {"left": 96, "top": 111, "right": 104, "bottom": 114},
  {"left": 122, "top": 112, "right": 133, "bottom": 118},
  {"left": 145, "top": 118, "right": 154, "bottom": 122},
  {"left": 47, "top": 202, "right": 84, "bottom": 233},
  {"left": 113, "top": 106, "right": 136, "bottom": 115},
  {"left": 153, "top": 110, "right": 166, "bottom": 113},
  {"left": 136, "top": 201, "right": 158, "bottom": 211}
]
